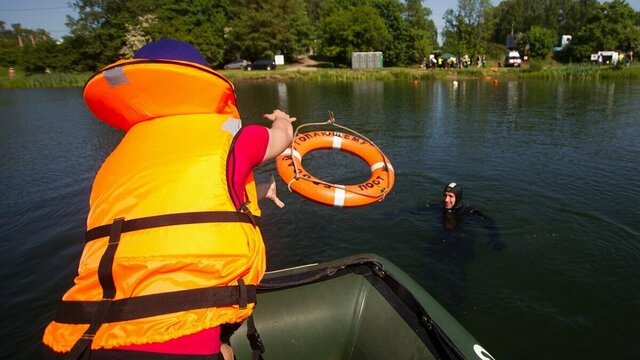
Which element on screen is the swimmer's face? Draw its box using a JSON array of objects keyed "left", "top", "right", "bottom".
[{"left": 443, "top": 192, "right": 456, "bottom": 209}]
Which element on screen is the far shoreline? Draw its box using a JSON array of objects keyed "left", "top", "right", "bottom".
[{"left": 1, "top": 62, "right": 639, "bottom": 89}]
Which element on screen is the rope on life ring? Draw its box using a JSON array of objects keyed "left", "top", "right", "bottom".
[{"left": 275, "top": 112, "right": 395, "bottom": 208}]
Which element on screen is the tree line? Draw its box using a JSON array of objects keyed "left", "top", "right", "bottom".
[
  {"left": 1, "top": 0, "right": 639, "bottom": 74},
  {"left": 443, "top": 0, "right": 640, "bottom": 63}
]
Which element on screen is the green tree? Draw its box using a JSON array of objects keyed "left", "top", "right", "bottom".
[
  {"left": 147, "top": 0, "right": 230, "bottom": 66},
  {"left": 405, "top": 0, "right": 438, "bottom": 64},
  {"left": 442, "top": 9, "right": 462, "bottom": 54},
  {"left": 367, "top": 0, "right": 438, "bottom": 66},
  {"left": 314, "top": 0, "right": 436, "bottom": 66},
  {"left": 557, "top": 0, "right": 600, "bottom": 36},
  {"left": 442, "top": 0, "right": 494, "bottom": 57},
  {"left": 569, "top": 0, "right": 640, "bottom": 61},
  {"left": 521, "top": 26, "right": 555, "bottom": 59},
  {"left": 318, "top": 5, "right": 391, "bottom": 64},
  {"left": 490, "top": 0, "right": 602, "bottom": 48},
  {"left": 21, "top": 38, "right": 67, "bottom": 73},
  {"left": 0, "top": 22, "right": 66, "bottom": 72},
  {"left": 226, "top": 0, "right": 312, "bottom": 62},
  {"left": 371, "top": 0, "right": 409, "bottom": 65},
  {"left": 120, "top": 14, "right": 155, "bottom": 58},
  {"left": 63, "top": 0, "right": 234, "bottom": 68},
  {"left": 303, "top": 0, "right": 325, "bottom": 23},
  {"left": 491, "top": 0, "right": 561, "bottom": 45},
  {"left": 64, "top": 0, "right": 159, "bottom": 71},
  {"left": 0, "top": 22, "right": 22, "bottom": 67}
]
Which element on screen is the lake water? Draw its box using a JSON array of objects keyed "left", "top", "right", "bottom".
[{"left": 1, "top": 79, "right": 639, "bottom": 359}]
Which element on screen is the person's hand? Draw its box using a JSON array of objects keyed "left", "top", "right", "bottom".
[
  {"left": 263, "top": 109, "right": 296, "bottom": 124},
  {"left": 265, "top": 173, "right": 285, "bottom": 208}
]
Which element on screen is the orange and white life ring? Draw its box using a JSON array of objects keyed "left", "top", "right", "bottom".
[{"left": 276, "top": 131, "right": 395, "bottom": 207}]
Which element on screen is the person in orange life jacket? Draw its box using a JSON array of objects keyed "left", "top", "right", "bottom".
[{"left": 41, "top": 38, "right": 294, "bottom": 360}]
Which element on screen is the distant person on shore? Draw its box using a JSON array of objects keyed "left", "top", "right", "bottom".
[{"left": 8, "top": 67, "right": 15, "bottom": 79}]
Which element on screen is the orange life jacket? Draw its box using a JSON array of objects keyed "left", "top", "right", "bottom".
[{"left": 42, "top": 59, "right": 265, "bottom": 354}]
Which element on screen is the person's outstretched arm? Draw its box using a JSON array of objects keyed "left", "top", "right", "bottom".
[
  {"left": 261, "top": 109, "right": 296, "bottom": 163},
  {"left": 255, "top": 110, "right": 295, "bottom": 208}
]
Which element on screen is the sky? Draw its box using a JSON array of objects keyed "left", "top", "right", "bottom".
[{"left": 1, "top": 0, "right": 640, "bottom": 41}]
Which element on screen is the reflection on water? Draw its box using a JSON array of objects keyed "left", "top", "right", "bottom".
[
  {"left": 505, "top": 80, "right": 520, "bottom": 121},
  {"left": 1, "top": 80, "right": 639, "bottom": 359},
  {"left": 276, "top": 82, "right": 287, "bottom": 109}
]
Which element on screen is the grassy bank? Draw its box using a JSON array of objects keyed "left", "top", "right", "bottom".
[
  {"left": 222, "top": 67, "right": 487, "bottom": 82},
  {"left": 520, "top": 62, "right": 640, "bottom": 80},
  {"left": 223, "top": 63, "right": 640, "bottom": 82},
  {"left": 1, "top": 63, "right": 639, "bottom": 89},
  {"left": 0, "top": 71, "right": 92, "bottom": 89}
]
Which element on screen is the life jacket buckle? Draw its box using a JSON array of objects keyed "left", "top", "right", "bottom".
[
  {"left": 79, "top": 333, "right": 95, "bottom": 340},
  {"left": 239, "top": 203, "right": 258, "bottom": 226}
]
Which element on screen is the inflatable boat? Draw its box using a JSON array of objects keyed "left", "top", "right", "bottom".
[{"left": 231, "top": 254, "right": 494, "bottom": 359}]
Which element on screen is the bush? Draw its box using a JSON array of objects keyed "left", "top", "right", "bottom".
[
  {"left": 521, "top": 27, "right": 555, "bottom": 60},
  {"left": 526, "top": 60, "right": 545, "bottom": 72}
]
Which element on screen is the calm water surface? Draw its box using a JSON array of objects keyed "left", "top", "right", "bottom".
[{"left": 1, "top": 79, "right": 639, "bottom": 359}]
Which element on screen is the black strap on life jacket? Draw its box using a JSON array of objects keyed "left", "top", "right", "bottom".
[
  {"left": 246, "top": 314, "right": 265, "bottom": 360},
  {"left": 64, "top": 217, "right": 125, "bottom": 360},
  {"left": 60, "top": 212, "right": 264, "bottom": 360},
  {"left": 54, "top": 283, "right": 258, "bottom": 324},
  {"left": 84, "top": 210, "right": 260, "bottom": 242}
]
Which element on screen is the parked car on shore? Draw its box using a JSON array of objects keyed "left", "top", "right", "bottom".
[
  {"left": 246, "top": 59, "right": 276, "bottom": 71},
  {"left": 504, "top": 50, "right": 522, "bottom": 67},
  {"left": 224, "top": 59, "right": 251, "bottom": 70}
]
